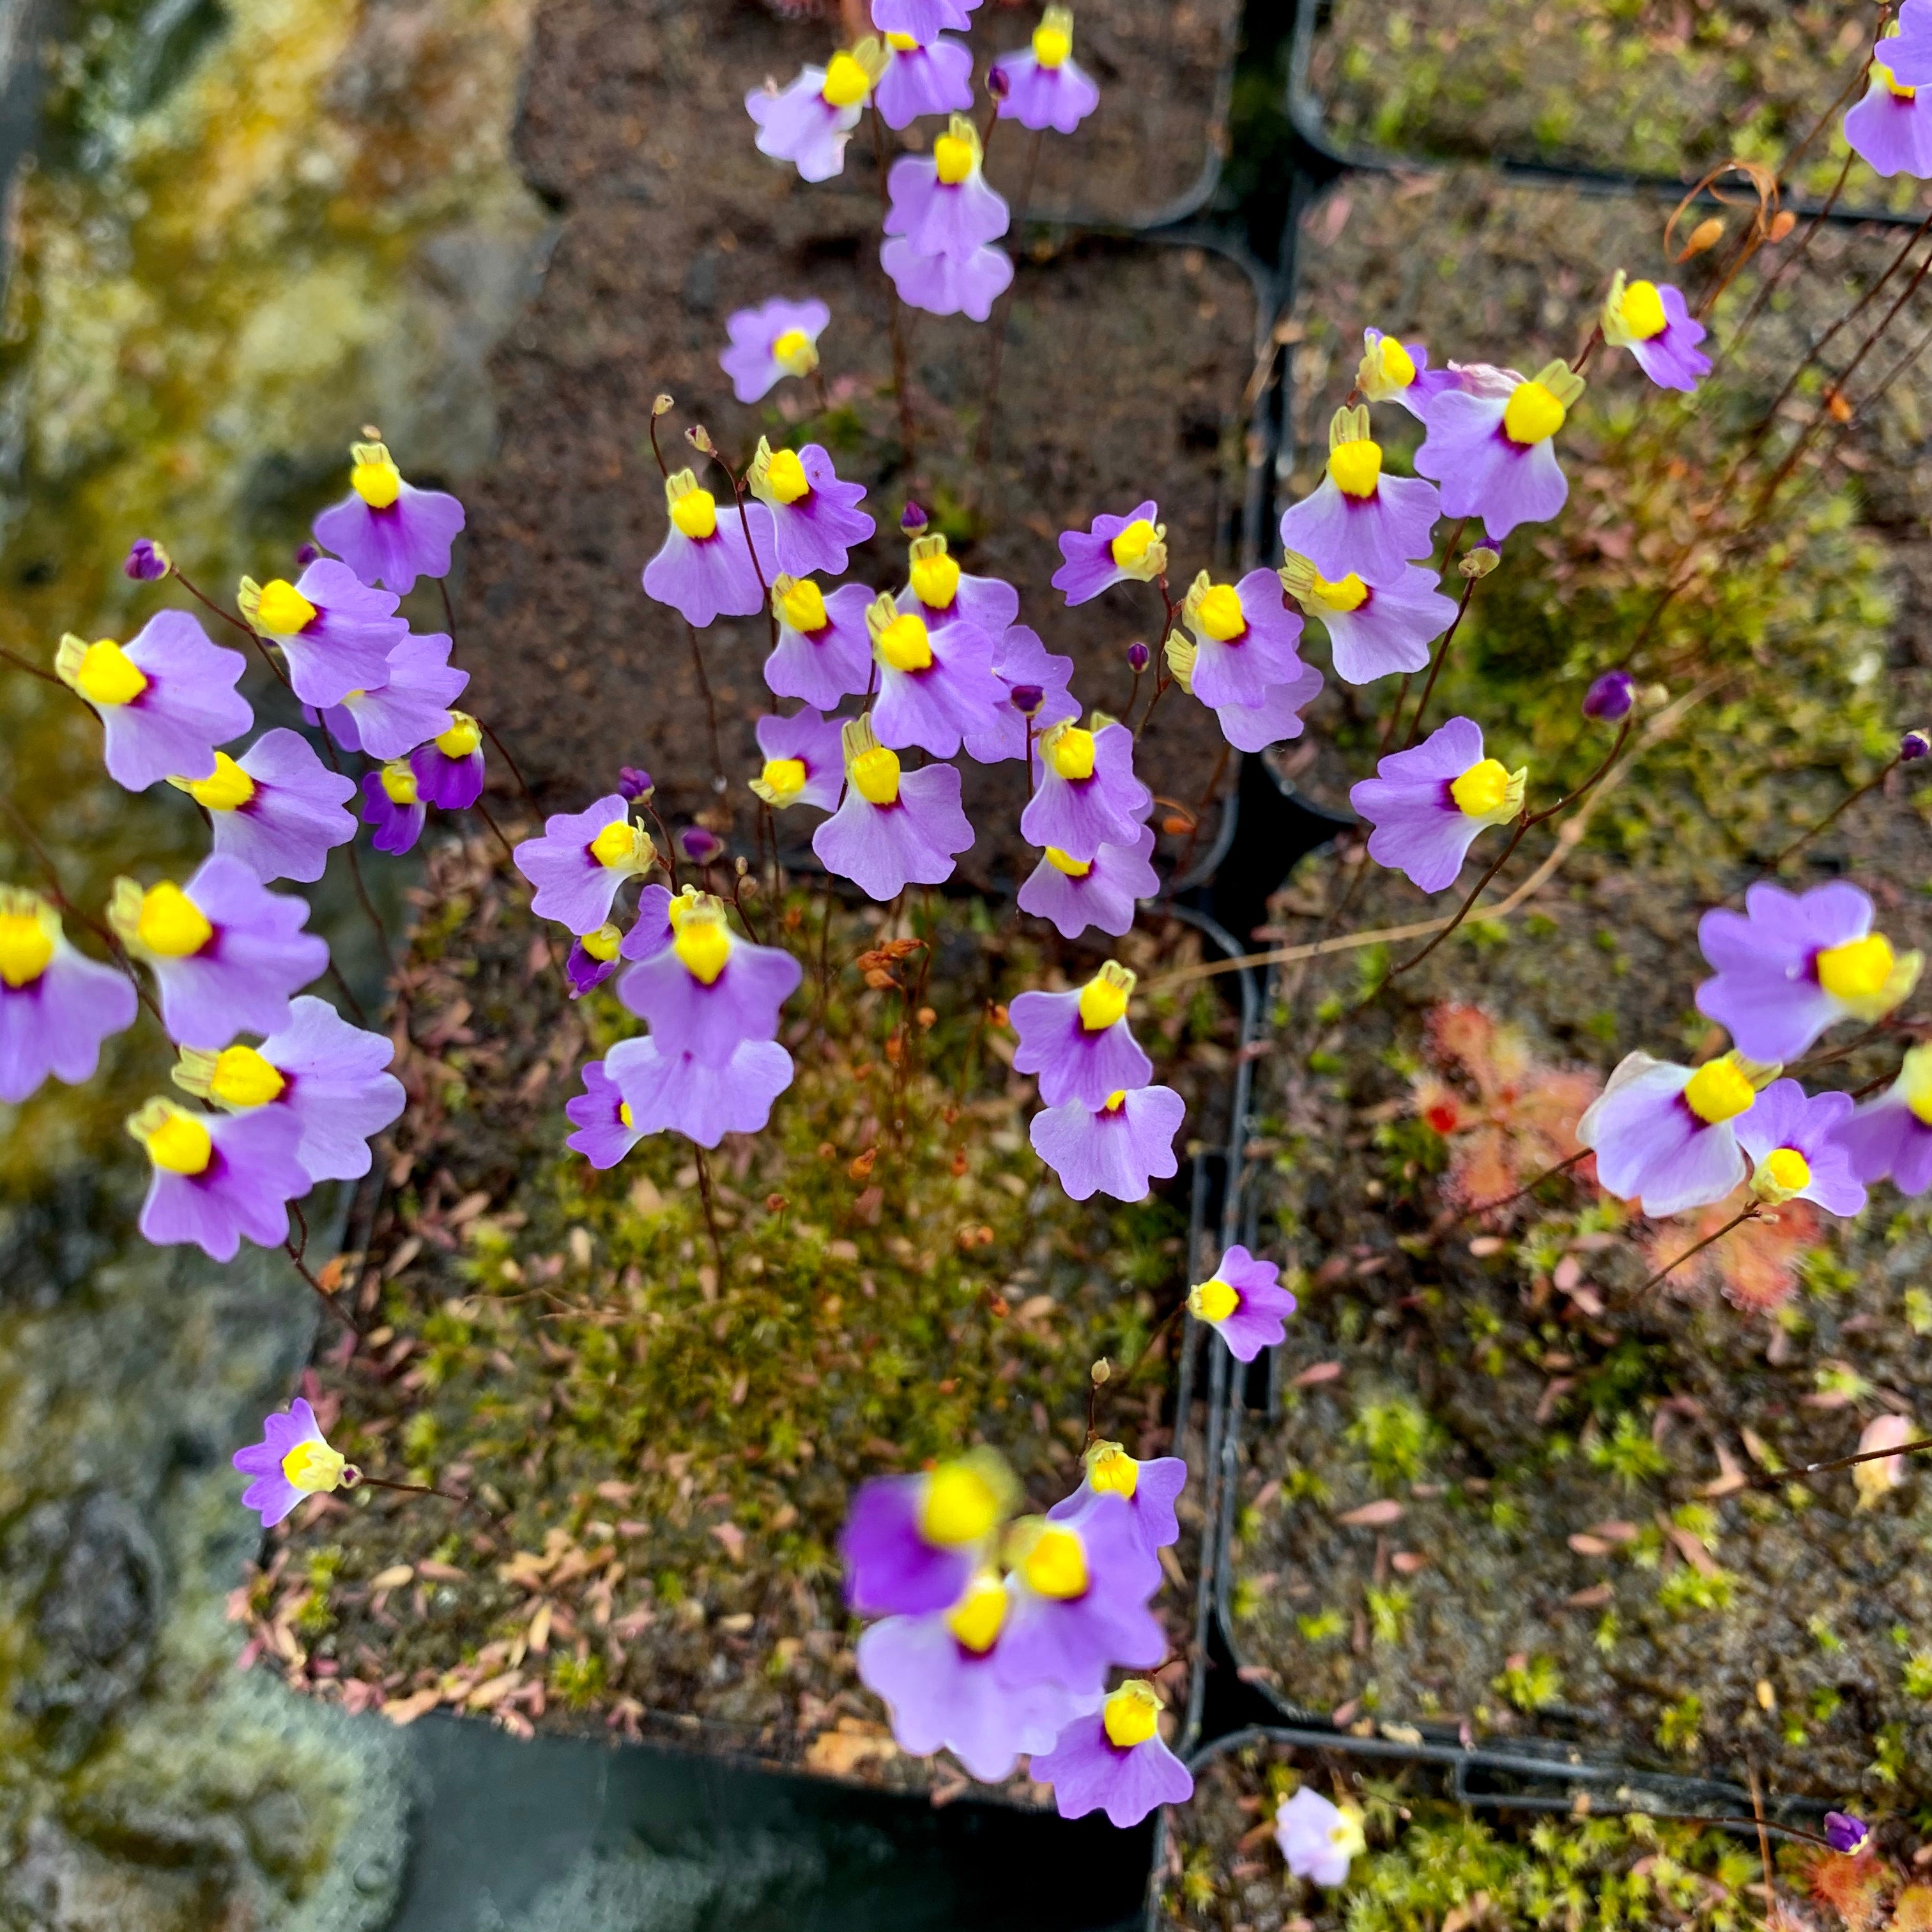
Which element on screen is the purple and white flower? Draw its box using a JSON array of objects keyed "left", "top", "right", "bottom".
[
  {"left": 615, "top": 897, "right": 801, "bottom": 1068},
  {"left": 1735, "top": 1078, "right": 1866, "bottom": 1215},
  {"left": 843, "top": 1449, "right": 1020, "bottom": 1615},
  {"left": 1189, "top": 657, "right": 1326, "bottom": 755},
  {"left": 1053, "top": 501, "right": 1169, "bottom": 605},
  {"left": 1048, "top": 1439, "right": 1186, "bottom": 1558},
  {"left": 0, "top": 887, "right": 138, "bottom": 1103},
  {"left": 719, "top": 296, "right": 831, "bottom": 405},
  {"left": 1031, "top": 1681, "right": 1193, "bottom": 1828},
  {"left": 882, "top": 237, "right": 1014, "bottom": 322},
  {"left": 1414, "top": 360, "right": 1585, "bottom": 543},
  {"left": 813, "top": 717, "right": 976, "bottom": 899},
  {"left": 959, "top": 624, "right": 1079, "bottom": 764},
  {"left": 749, "top": 706, "right": 847, "bottom": 812},
  {"left": 1354, "top": 327, "right": 1457, "bottom": 419},
  {"left": 746, "top": 42, "right": 888, "bottom": 183},
  {"left": 1017, "top": 825, "right": 1158, "bottom": 940},
  {"left": 56, "top": 611, "right": 251, "bottom": 791},
  {"left": 109, "top": 854, "right": 328, "bottom": 1050},
  {"left": 1576, "top": 1050, "right": 1762, "bottom": 1219},
  {"left": 868, "top": 593, "right": 1006, "bottom": 759},
  {"left": 513, "top": 795, "right": 657, "bottom": 937},
  {"left": 901, "top": 533, "right": 1021, "bottom": 637},
  {"left": 1186, "top": 1244, "right": 1295, "bottom": 1361},
  {"left": 233, "top": 1398, "right": 350, "bottom": 1528},
  {"left": 128, "top": 1096, "right": 310, "bottom": 1261},
  {"left": 604, "top": 1034, "right": 795, "bottom": 1147},
  {"left": 871, "top": 0, "right": 979, "bottom": 34},
  {"left": 1279, "top": 553, "right": 1457, "bottom": 686},
  {"left": 1031, "top": 1084, "right": 1185, "bottom": 1202},
  {"left": 565, "top": 924, "right": 624, "bottom": 1000},
  {"left": 1600, "top": 272, "right": 1710, "bottom": 394},
  {"left": 1175, "top": 569, "right": 1308, "bottom": 711},
  {"left": 318, "top": 631, "right": 468, "bottom": 761},
  {"left": 168, "top": 729, "right": 356, "bottom": 887},
  {"left": 565, "top": 1058, "right": 645, "bottom": 1167},
  {"left": 410, "top": 711, "right": 486, "bottom": 810},
  {"left": 641, "top": 470, "right": 774, "bottom": 628},
  {"left": 312, "top": 440, "right": 465, "bottom": 594},
  {"left": 746, "top": 438, "right": 875, "bottom": 579},
  {"left": 1832, "top": 1043, "right": 1932, "bottom": 1195},
  {"left": 763, "top": 576, "right": 876, "bottom": 709},
  {"left": 240, "top": 558, "right": 406, "bottom": 709},
  {"left": 1276, "top": 406, "right": 1441, "bottom": 588},
  {"left": 1011, "top": 962, "right": 1153, "bottom": 1109},
  {"left": 1347, "top": 715, "right": 1525, "bottom": 895},
  {"left": 361, "top": 763, "right": 427, "bottom": 855},
  {"left": 875, "top": 27, "right": 974, "bottom": 128},
  {"left": 885, "top": 114, "right": 1009, "bottom": 261},
  {"left": 1275, "top": 1787, "right": 1367, "bottom": 1888},
  {"left": 1020, "top": 719, "right": 1153, "bottom": 864},
  {"left": 1846, "top": 52, "right": 1932, "bottom": 176},
  {"left": 990, "top": 6, "right": 1100, "bottom": 135}
]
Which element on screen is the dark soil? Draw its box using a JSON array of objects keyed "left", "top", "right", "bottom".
[
  {"left": 1300, "top": 0, "right": 1932, "bottom": 217},
  {"left": 254, "top": 831, "right": 1241, "bottom": 1796}
]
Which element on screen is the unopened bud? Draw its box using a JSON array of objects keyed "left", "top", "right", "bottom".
[
  {"left": 1767, "top": 210, "right": 1798, "bottom": 243},
  {"left": 1010, "top": 683, "right": 1045, "bottom": 716},
  {"left": 900, "top": 500, "right": 928, "bottom": 534},
  {"left": 123, "top": 538, "right": 171, "bottom": 581},
  {"left": 293, "top": 541, "right": 320, "bottom": 568},
  {"left": 652, "top": 394, "right": 675, "bottom": 417},
  {"left": 618, "top": 765, "right": 656, "bottom": 801},
  {"left": 679, "top": 825, "right": 723, "bottom": 864},
  {"left": 1126, "top": 640, "right": 1151, "bottom": 674},
  {"left": 1901, "top": 730, "right": 1929, "bottom": 762},
  {"left": 685, "top": 424, "right": 717, "bottom": 456},
  {"left": 1824, "top": 1811, "right": 1870, "bottom": 1856},
  {"left": 1460, "top": 545, "right": 1500, "bottom": 579},
  {"left": 1582, "top": 670, "right": 1634, "bottom": 721},
  {"left": 360, "top": 423, "right": 383, "bottom": 440},
  {"left": 1090, "top": 1358, "right": 1110, "bottom": 1386},
  {"left": 986, "top": 63, "right": 1010, "bottom": 99},
  {"left": 1678, "top": 215, "right": 1724, "bottom": 261},
  {"left": 735, "top": 855, "right": 749, "bottom": 877}
]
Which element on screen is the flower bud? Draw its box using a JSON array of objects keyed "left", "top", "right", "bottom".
[
  {"left": 1089, "top": 1357, "right": 1110, "bottom": 1386},
  {"left": 986, "top": 63, "right": 1010, "bottom": 99},
  {"left": 685, "top": 424, "right": 717, "bottom": 456},
  {"left": 679, "top": 825, "right": 723, "bottom": 864},
  {"left": 123, "top": 538, "right": 171, "bottom": 581},
  {"left": 1901, "top": 730, "right": 1930, "bottom": 762},
  {"left": 293, "top": 542, "right": 320, "bottom": 568},
  {"left": 1009, "top": 683, "right": 1045, "bottom": 716},
  {"left": 1126, "top": 640, "right": 1151, "bottom": 674},
  {"left": 1459, "top": 545, "right": 1500, "bottom": 580},
  {"left": 618, "top": 765, "right": 656, "bottom": 802},
  {"left": 1678, "top": 215, "right": 1724, "bottom": 261},
  {"left": 1768, "top": 210, "right": 1797, "bottom": 243},
  {"left": 652, "top": 394, "right": 675, "bottom": 417},
  {"left": 1824, "top": 1811, "right": 1869, "bottom": 1856},
  {"left": 1582, "top": 670, "right": 1634, "bottom": 721},
  {"left": 900, "top": 500, "right": 928, "bottom": 534}
]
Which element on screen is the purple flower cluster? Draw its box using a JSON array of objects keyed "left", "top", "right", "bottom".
[{"left": 882, "top": 112, "right": 1013, "bottom": 321}]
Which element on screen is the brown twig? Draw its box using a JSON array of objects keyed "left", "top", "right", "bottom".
[
  {"left": 286, "top": 1238, "right": 365, "bottom": 1336},
  {"left": 693, "top": 1144, "right": 728, "bottom": 1287},
  {"left": 1621, "top": 1202, "right": 1761, "bottom": 1305}
]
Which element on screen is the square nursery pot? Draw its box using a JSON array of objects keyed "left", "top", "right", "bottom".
[
  {"left": 1287, "top": 0, "right": 1932, "bottom": 222},
  {"left": 237, "top": 836, "right": 1276, "bottom": 1811},
  {"left": 456, "top": 0, "right": 1280, "bottom": 874}
]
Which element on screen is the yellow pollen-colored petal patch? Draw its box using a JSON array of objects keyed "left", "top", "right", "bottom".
[
  {"left": 1103, "top": 1088, "right": 1128, "bottom": 1112},
  {"left": 1032, "top": 16, "right": 1072, "bottom": 66},
  {"left": 1879, "top": 57, "right": 1918, "bottom": 97},
  {"left": 1085, "top": 1441, "right": 1139, "bottom": 1499},
  {"left": 208, "top": 1044, "right": 287, "bottom": 1108},
  {"left": 1312, "top": 570, "right": 1370, "bottom": 613},
  {"left": 909, "top": 548, "right": 962, "bottom": 611},
  {"left": 351, "top": 445, "right": 402, "bottom": 509},
  {"left": 851, "top": 744, "right": 902, "bottom": 806},
  {"left": 934, "top": 133, "right": 974, "bottom": 183},
  {"left": 1616, "top": 278, "right": 1669, "bottom": 341},
  {"left": 1374, "top": 335, "right": 1416, "bottom": 388},
  {"left": 1816, "top": 933, "right": 1896, "bottom": 1002},
  {"left": 1023, "top": 1524, "right": 1089, "bottom": 1598},
  {"left": 1045, "top": 724, "right": 1096, "bottom": 782},
  {"left": 765, "top": 448, "right": 812, "bottom": 506},
  {"left": 136, "top": 882, "right": 213, "bottom": 958},
  {"left": 1077, "top": 962, "right": 1135, "bottom": 1032},
  {"left": 436, "top": 714, "right": 482, "bottom": 758},
  {"left": 1683, "top": 1055, "right": 1756, "bottom": 1126},
  {"left": 583, "top": 923, "right": 622, "bottom": 963},
  {"left": 1103, "top": 1680, "right": 1162, "bottom": 1748},
  {"left": 1109, "top": 518, "right": 1161, "bottom": 572},
  {"left": 1450, "top": 758, "right": 1511, "bottom": 818},
  {"left": 1328, "top": 438, "right": 1383, "bottom": 500},
  {"left": 674, "top": 918, "right": 733, "bottom": 985},
  {"left": 885, "top": 30, "right": 919, "bottom": 50},
  {"left": 590, "top": 819, "right": 641, "bottom": 869},
  {"left": 1764, "top": 1146, "right": 1811, "bottom": 1194},
  {"left": 876, "top": 611, "right": 935, "bottom": 671},
  {"left": 1900, "top": 1044, "right": 1932, "bottom": 1126},
  {"left": 282, "top": 1438, "right": 348, "bottom": 1494},
  {"left": 182, "top": 752, "right": 256, "bottom": 813},
  {"left": 772, "top": 326, "right": 818, "bottom": 375},
  {"left": 922, "top": 1460, "right": 1005, "bottom": 1546},
  {"left": 1045, "top": 847, "right": 1091, "bottom": 877},
  {"left": 131, "top": 1100, "right": 213, "bottom": 1176},
  {"left": 1194, "top": 583, "right": 1248, "bottom": 642},
  {"left": 75, "top": 638, "right": 149, "bottom": 707},
  {"left": 379, "top": 762, "right": 419, "bottom": 806},
  {"left": 945, "top": 1576, "right": 1008, "bottom": 1653},
  {"left": 670, "top": 486, "right": 719, "bottom": 540},
  {"left": 1189, "top": 1275, "right": 1240, "bottom": 1324},
  {"left": 1503, "top": 379, "right": 1567, "bottom": 445},
  {"left": 0, "top": 900, "right": 56, "bottom": 988},
  {"left": 254, "top": 578, "right": 318, "bottom": 635},
  {"left": 618, "top": 1100, "right": 635, "bottom": 1128},
  {"left": 758, "top": 756, "right": 808, "bottom": 805},
  {"left": 821, "top": 49, "right": 873, "bottom": 105},
  {"left": 778, "top": 576, "right": 829, "bottom": 633}
]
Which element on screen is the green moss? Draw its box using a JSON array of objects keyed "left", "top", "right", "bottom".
[
  {"left": 1348, "top": 1397, "right": 1439, "bottom": 1487},
  {"left": 1494, "top": 1653, "right": 1563, "bottom": 1713}
]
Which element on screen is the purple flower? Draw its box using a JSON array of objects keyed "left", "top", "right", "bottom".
[
  {"left": 1031, "top": 1682, "right": 1193, "bottom": 1827},
  {"left": 1186, "top": 1244, "right": 1295, "bottom": 1361},
  {"left": 1575, "top": 1050, "right": 1759, "bottom": 1218},
  {"left": 619, "top": 765, "right": 656, "bottom": 801},
  {"left": 871, "top": 0, "right": 980, "bottom": 34},
  {"left": 1846, "top": 56, "right": 1932, "bottom": 176},
  {"left": 746, "top": 438, "right": 875, "bottom": 578},
  {"left": 1031, "top": 1084, "right": 1184, "bottom": 1202},
  {"left": 746, "top": 43, "right": 887, "bottom": 183},
  {"left": 990, "top": 7, "right": 1100, "bottom": 134},
  {"left": 604, "top": 1034, "right": 795, "bottom": 1147},
  {"left": 620, "top": 882, "right": 680, "bottom": 964},
  {"left": 1011, "top": 963, "right": 1153, "bottom": 1109},
  {"left": 1276, "top": 406, "right": 1442, "bottom": 588},
  {"left": 842, "top": 1450, "right": 1020, "bottom": 1614},
  {"left": 312, "top": 440, "right": 466, "bottom": 594},
  {"left": 855, "top": 1578, "right": 1094, "bottom": 1781},
  {"left": 1902, "top": 729, "right": 1931, "bottom": 762},
  {"left": 240, "top": 558, "right": 407, "bottom": 709},
  {"left": 885, "top": 115, "right": 1009, "bottom": 261},
  {"left": 0, "top": 887, "right": 137, "bottom": 1103},
  {"left": 124, "top": 537, "right": 171, "bottom": 581},
  {"left": 1347, "top": 715, "right": 1526, "bottom": 894},
  {"left": 1194, "top": 659, "right": 1326, "bottom": 754},
  {"left": 409, "top": 711, "right": 486, "bottom": 810},
  {"left": 993, "top": 1495, "right": 1164, "bottom": 1698},
  {"left": 1888, "top": 0, "right": 1932, "bottom": 81},
  {"left": 1825, "top": 1811, "right": 1872, "bottom": 1857},
  {"left": 1735, "top": 1078, "right": 1866, "bottom": 1216},
  {"left": 360, "top": 764, "right": 428, "bottom": 855},
  {"left": 642, "top": 470, "right": 774, "bottom": 628},
  {"left": 959, "top": 624, "right": 1079, "bottom": 763},
  {"left": 750, "top": 707, "right": 846, "bottom": 811},
  {"left": 763, "top": 576, "right": 875, "bottom": 709},
  {"left": 875, "top": 29, "right": 973, "bottom": 128},
  {"left": 56, "top": 611, "right": 252, "bottom": 791},
  {"left": 1020, "top": 719, "right": 1153, "bottom": 864},
  {"left": 1600, "top": 272, "right": 1710, "bottom": 393},
  {"left": 1355, "top": 328, "right": 1457, "bottom": 420},
  {"left": 1831, "top": 1043, "right": 1932, "bottom": 1195},
  {"left": 900, "top": 533, "right": 1021, "bottom": 636},
  {"left": 867, "top": 593, "right": 1006, "bottom": 759},
  {"left": 565, "top": 1057, "right": 645, "bottom": 1167},
  {"left": 128, "top": 1095, "right": 310, "bottom": 1261},
  {"left": 679, "top": 825, "right": 724, "bottom": 866},
  {"left": 233, "top": 1398, "right": 351, "bottom": 1528},
  {"left": 173, "top": 993, "right": 404, "bottom": 1183},
  {"left": 615, "top": 897, "right": 801, "bottom": 1068},
  {"left": 1053, "top": 501, "right": 1168, "bottom": 605},
  {"left": 168, "top": 728, "right": 356, "bottom": 887},
  {"left": 813, "top": 716, "right": 976, "bottom": 898},
  {"left": 719, "top": 296, "right": 831, "bottom": 404},
  {"left": 1175, "top": 568, "right": 1308, "bottom": 710},
  {"left": 1414, "top": 360, "right": 1584, "bottom": 543},
  {"left": 565, "top": 925, "right": 624, "bottom": 1000},
  {"left": 1018, "top": 825, "right": 1158, "bottom": 940},
  {"left": 1583, "top": 670, "right": 1635, "bottom": 721},
  {"left": 882, "top": 237, "right": 1015, "bottom": 322},
  {"left": 109, "top": 854, "right": 328, "bottom": 1050},
  {"left": 1275, "top": 1787, "right": 1366, "bottom": 1887},
  {"left": 513, "top": 795, "right": 657, "bottom": 937},
  {"left": 1047, "top": 1439, "right": 1186, "bottom": 1558},
  {"left": 318, "top": 631, "right": 468, "bottom": 760},
  {"left": 1279, "top": 553, "right": 1457, "bottom": 686},
  {"left": 1697, "top": 880, "right": 1920, "bottom": 1062}
]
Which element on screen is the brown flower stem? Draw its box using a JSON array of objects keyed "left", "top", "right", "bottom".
[
  {"left": 973, "top": 126, "right": 1043, "bottom": 471},
  {"left": 313, "top": 730, "right": 391, "bottom": 958},
  {"left": 1623, "top": 1203, "right": 1761, "bottom": 1305},
  {"left": 709, "top": 449, "right": 780, "bottom": 655},
  {"left": 1376, "top": 671, "right": 1414, "bottom": 761},
  {"left": 815, "top": 864, "right": 836, "bottom": 1022},
  {"left": 644, "top": 803, "right": 680, "bottom": 891},
  {"left": 480, "top": 722, "right": 540, "bottom": 819},
  {"left": 647, "top": 408, "right": 671, "bottom": 480},
  {"left": 1767, "top": 754, "right": 1899, "bottom": 870},
  {"left": 870, "top": 112, "right": 916, "bottom": 464},
  {"left": 1781, "top": 1432, "right": 1932, "bottom": 1483},
  {"left": 172, "top": 568, "right": 265, "bottom": 650},
  {"left": 0, "top": 643, "right": 72, "bottom": 690},
  {"left": 325, "top": 958, "right": 371, "bottom": 1027},
  {"left": 1114, "top": 1299, "right": 1188, "bottom": 1401},
  {"left": 1402, "top": 571, "right": 1480, "bottom": 749},
  {"left": 1570, "top": 322, "right": 1604, "bottom": 374},
  {"left": 683, "top": 623, "right": 729, "bottom": 800},
  {"left": 471, "top": 795, "right": 518, "bottom": 865},
  {"left": 348, "top": 1469, "right": 500, "bottom": 1524},
  {"left": 694, "top": 1144, "right": 727, "bottom": 1287},
  {"left": 285, "top": 1238, "right": 365, "bottom": 1336},
  {"left": 1390, "top": 816, "right": 1528, "bottom": 977},
  {"left": 1450, "top": 1146, "right": 1590, "bottom": 1227},
  {"left": 1731, "top": 149, "right": 1856, "bottom": 350},
  {"left": 730, "top": 863, "right": 765, "bottom": 945},
  {"left": 1524, "top": 714, "right": 1634, "bottom": 827}
]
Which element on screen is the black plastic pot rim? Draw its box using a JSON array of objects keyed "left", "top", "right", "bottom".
[{"left": 1288, "top": 0, "right": 1932, "bottom": 233}]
